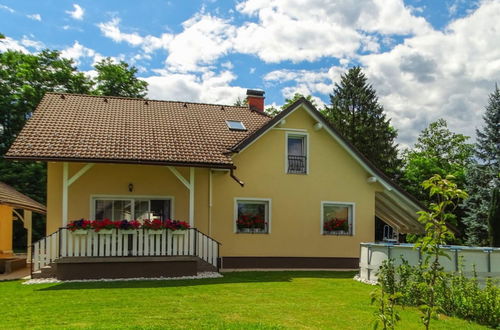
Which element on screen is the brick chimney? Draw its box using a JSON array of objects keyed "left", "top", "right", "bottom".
[{"left": 246, "top": 89, "right": 265, "bottom": 112}]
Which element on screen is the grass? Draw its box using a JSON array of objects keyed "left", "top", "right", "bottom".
[{"left": 0, "top": 271, "right": 488, "bottom": 329}]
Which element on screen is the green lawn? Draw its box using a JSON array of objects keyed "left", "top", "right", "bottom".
[{"left": 0, "top": 271, "right": 488, "bottom": 329}]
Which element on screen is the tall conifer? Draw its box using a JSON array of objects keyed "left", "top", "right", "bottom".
[
  {"left": 462, "top": 85, "right": 500, "bottom": 245},
  {"left": 324, "top": 67, "right": 402, "bottom": 179}
]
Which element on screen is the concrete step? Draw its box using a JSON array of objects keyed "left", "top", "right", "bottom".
[
  {"left": 32, "top": 263, "right": 57, "bottom": 279},
  {"left": 197, "top": 258, "right": 218, "bottom": 272}
]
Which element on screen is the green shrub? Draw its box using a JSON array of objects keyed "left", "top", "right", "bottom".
[{"left": 377, "top": 257, "right": 500, "bottom": 328}]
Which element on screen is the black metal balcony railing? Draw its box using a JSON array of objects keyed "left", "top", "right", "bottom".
[{"left": 287, "top": 155, "right": 307, "bottom": 174}]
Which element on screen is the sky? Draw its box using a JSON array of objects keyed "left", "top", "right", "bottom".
[{"left": 0, "top": 0, "right": 498, "bottom": 148}]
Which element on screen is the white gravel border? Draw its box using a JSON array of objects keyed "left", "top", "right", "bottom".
[
  {"left": 353, "top": 274, "right": 378, "bottom": 285},
  {"left": 23, "top": 272, "right": 223, "bottom": 285}
]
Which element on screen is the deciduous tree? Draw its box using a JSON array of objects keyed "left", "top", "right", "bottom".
[{"left": 93, "top": 58, "right": 148, "bottom": 98}]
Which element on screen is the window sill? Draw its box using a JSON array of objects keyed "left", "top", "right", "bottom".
[
  {"left": 236, "top": 229, "right": 268, "bottom": 234},
  {"left": 322, "top": 231, "right": 353, "bottom": 236}
]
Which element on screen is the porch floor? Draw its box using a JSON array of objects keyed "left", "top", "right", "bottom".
[{"left": 0, "top": 266, "right": 30, "bottom": 281}]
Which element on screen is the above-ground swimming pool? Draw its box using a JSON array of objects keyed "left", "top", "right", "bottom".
[{"left": 359, "top": 242, "right": 500, "bottom": 282}]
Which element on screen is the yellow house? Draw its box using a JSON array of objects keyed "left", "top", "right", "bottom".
[{"left": 6, "top": 90, "right": 423, "bottom": 279}]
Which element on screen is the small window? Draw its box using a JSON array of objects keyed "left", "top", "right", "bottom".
[
  {"left": 287, "top": 134, "right": 307, "bottom": 174},
  {"left": 235, "top": 199, "right": 270, "bottom": 234},
  {"left": 226, "top": 120, "right": 246, "bottom": 131},
  {"left": 322, "top": 202, "right": 353, "bottom": 236}
]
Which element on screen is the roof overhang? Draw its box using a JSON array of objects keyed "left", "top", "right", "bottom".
[{"left": 3, "top": 155, "right": 236, "bottom": 170}]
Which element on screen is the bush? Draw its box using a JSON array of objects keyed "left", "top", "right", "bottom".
[{"left": 377, "top": 257, "right": 500, "bottom": 328}]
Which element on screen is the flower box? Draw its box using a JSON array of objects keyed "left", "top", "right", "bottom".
[
  {"left": 171, "top": 230, "right": 186, "bottom": 235},
  {"left": 72, "top": 229, "right": 88, "bottom": 235},
  {"left": 239, "top": 228, "right": 252, "bottom": 233},
  {"left": 120, "top": 229, "right": 138, "bottom": 234},
  {"left": 147, "top": 229, "right": 163, "bottom": 235},
  {"left": 97, "top": 229, "right": 113, "bottom": 235}
]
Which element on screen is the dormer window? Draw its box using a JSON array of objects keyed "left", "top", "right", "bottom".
[
  {"left": 226, "top": 120, "right": 246, "bottom": 131},
  {"left": 286, "top": 132, "right": 308, "bottom": 174}
]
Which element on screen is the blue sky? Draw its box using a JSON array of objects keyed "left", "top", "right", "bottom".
[{"left": 0, "top": 0, "right": 497, "bottom": 147}]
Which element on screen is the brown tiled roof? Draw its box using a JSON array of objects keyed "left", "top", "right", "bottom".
[
  {"left": 5, "top": 93, "right": 271, "bottom": 168},
  {"left": 0, "top": 182, "right": 46, "bottom": 214}
]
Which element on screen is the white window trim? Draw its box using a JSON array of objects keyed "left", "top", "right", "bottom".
[
  {"left": 320, "top": 201, "right": 355, "bottom": 236},
  {"left": 90, "top": 195, "right": 175, "bottom": 220},
  {"left": 234, "top": 197, "right": 272, "bottom": 234},
  {"left": 285, "top": 131, "right": 310, "bottom": 175}
]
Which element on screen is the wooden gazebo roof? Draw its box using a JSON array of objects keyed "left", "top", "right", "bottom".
[{"left": 0, "top": 182, "right": 46, "bottom": 214}]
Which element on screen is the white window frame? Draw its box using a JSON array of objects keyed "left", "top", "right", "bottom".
[
  {"left": 90, "top": 195, "right": 175, "bottom": 220},
  {"left": 320, "top": 201, "right": 355, "bottom": 236},
  {"left": 285, "top": 131, "right": 309, "bottom": 175},
  {"left": 226, "top": 120, "right": 247, "bottom": 131},
  {"left": 234, "top": 197, "right": 272, "bottom": 234}
]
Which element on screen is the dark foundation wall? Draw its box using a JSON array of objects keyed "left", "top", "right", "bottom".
[
  {"left": 56, "top": 256, "right": 197, "bottom": 280},
  {"left": 220, "top": 257, "right": 359, "bottom": 269}
]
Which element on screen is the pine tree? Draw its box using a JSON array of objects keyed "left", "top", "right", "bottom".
[
  {"left": 324, "top": 67, "right": 402, "bottom": 179},
  {"left": 488, "top": 187, "right": 500, "bottom": 247},
  {"left": 462, "top": 85, "right": 500, "bottom": 245}
]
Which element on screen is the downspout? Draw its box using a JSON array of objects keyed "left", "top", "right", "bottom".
[
  {"left": 208, "top": 169, "right": 213, "bottom": 236},
  {"left": 230, "top": 168, "right": 245, "bottom": 187}
]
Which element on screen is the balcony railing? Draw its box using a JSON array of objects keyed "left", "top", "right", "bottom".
[{"left": 287, "top": 155, "right": 307, "bottom": 174}]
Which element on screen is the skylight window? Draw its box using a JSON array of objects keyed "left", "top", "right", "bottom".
[{"left": 226, "top": 120, "right": 247, "bottom": 131}]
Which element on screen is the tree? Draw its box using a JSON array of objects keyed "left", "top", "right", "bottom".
[
  {"left": 282, "top": 93, "right": 318, "bottom": 109},
  {"left": 488, "top": 187, "right": 500, "bottom": 247},
  {"left": 0, "top": 50, "right": 94, "bottom": 244},
  {"left": 401, "top": 119, "right": 473, "bottom": 235},
  {"left": 0, "top": 50, "right": 149, "bottom": 247},
  {"left": 93, "top": 58, "right": 148, "bottom": 98},
  {"left": 324, "top": 67, "right": 402, "bottom": 179},
  {"left": 233, "top": 97, "right": 248, "bottom": 107},
  {"left": 415, "top": 175, "right": 468, "bottom": 329},
  {"left": 462, "top": 85, "right": 500, "bottom": 245}
]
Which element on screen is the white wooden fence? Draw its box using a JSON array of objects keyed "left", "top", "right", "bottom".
[{"left": 32, "top": 228, "right": 220, "bottom": 272}]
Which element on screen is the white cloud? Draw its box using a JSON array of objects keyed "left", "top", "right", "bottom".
[
  {"left": 20, "top": 36, "right": 45, "bottom": 50},
  {"left": 27, "top": 13, "right": 41, "bottom": 21},
  {"left": 66, "top": 4, "right": 84, "bottom": 20},
  {"left": 232, "top": 0, "right": 432, "bottom": 63},
  {"left": 97, "top": 13, "right": 234, "bottom": 73},
  {"left": 97, "top": 17, "right": 145, "bottom": 46},
  {"left": 164, "top": 14, "right": 235, "bottom": 72},
  {"left": 144, "top": 70, "right": 245, "bottom": 104},
  {"left": 0, "top": 4, "right": 14, "bottom": 13},
  {"left": 60, "top": 41, "right": 100, "bottom": 65},
  {"left": 359, "top": 0, "right": 500, "bottom": 145},
  {"left": 221, "top": 61, "right": 233, "bottom": 69},
  {"left": 0, "top": 36, "right": 28, "bottom": 53}
]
